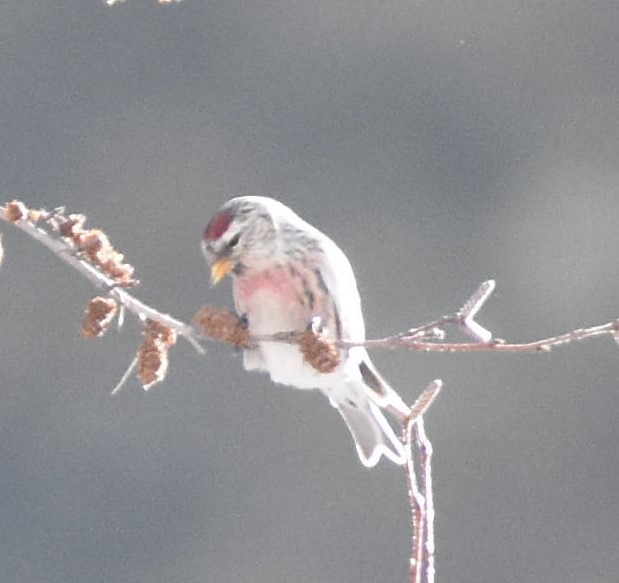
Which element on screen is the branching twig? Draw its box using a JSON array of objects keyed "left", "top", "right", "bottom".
[
  {"left": 4, "top": 202, "right": 619, "bottom": 366},
  {"left": 2, "top": 202, "right": 203, "bottom": 352}
]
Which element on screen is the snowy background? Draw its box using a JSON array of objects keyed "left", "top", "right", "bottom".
[{"left": 1, "top": 1, "right": 619, "bottom": 582}]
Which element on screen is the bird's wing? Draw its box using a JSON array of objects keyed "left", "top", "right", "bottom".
[
  {"left": 315, "top": 235, "right": 410, "bottom": 417},
  {"left": 312, "top": 235, "right": 366, "bottom": 343}
]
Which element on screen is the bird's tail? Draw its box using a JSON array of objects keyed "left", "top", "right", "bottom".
[
  {"left": 356, "top": 355, "right": 411, "bottom": 419},
  {"left": 335, "top": 398, "right": 406, "bottom": 467}
]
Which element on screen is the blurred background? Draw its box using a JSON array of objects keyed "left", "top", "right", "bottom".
[{"left": 1, "top": 1, "right": 619, "bottom": 582}]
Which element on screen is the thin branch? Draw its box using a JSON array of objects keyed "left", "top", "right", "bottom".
[
  {"left": 359, "top": 320, "right": 619, "bottom": 353},
  {"left": 415, "top": 417, "right": 435, "bottom": 583},
  {"left": 406, "top": 440, "right": 424, "bottom": 583},
  {"left": 404, "top": 380, "right": 441, "bottom": 583},
  {"left": 259, "top": 319, "right": 619, "bottom": 354},
  {"left": 111, "top": 356, "right": 138, "bottom": 395}
]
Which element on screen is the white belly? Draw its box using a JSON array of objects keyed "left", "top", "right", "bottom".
[
  {"left": 237, "top": 284, "right": 340, "bottom": 389},
  {"left": 232, "top": 263, "right": 343, "bottom": 390},
  {"left": 243, "top": 290, "right": 328, "bottom": 388}
]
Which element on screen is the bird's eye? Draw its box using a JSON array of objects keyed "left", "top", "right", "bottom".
[{"left": 228, "top": 233, "right": 241, "bottom": 248}]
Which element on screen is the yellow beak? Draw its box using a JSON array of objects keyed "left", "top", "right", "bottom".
[{"left": 210, "top": 258, "right": 234, "bottom": 285}]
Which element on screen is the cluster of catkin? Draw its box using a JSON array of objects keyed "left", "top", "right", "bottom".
[{"left": 4, "top": 200, "right": 180, "bottom": 389}]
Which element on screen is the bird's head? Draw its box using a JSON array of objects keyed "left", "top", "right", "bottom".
[{"left": 202, "top": 197, "right": 281, "bottom": 285}]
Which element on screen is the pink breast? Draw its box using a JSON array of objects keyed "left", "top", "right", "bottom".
[
  {"left": 236, "top": 266, "right": 304, "bottom": 304},
  {"left": 234, "top": 264, "right": 334, "bottom": 334}
]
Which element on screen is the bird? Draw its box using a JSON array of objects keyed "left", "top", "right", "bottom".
[{"left": 202, "top": 196, "right": 410, "bottom": 467}]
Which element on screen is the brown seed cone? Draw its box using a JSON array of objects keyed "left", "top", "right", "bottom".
[
  {"left": 58, "top": 214, "right": 87, "bottom": 241},
  {"left": 136, "top": 320, "right": 177, "bottom": 390},
  {"left": 81, "top": 297, "right": 119, "bottom": 338},
  {"left": 5, "top": 200, "right": 28, "bottom": 222},
  {"left": 137, "top": 337, "right": 170, "bottom": 390},
  {"left": 299, "top": 329, "right": 341, "bottom": 373},
  {"left": 193, "top": 305, "right": 251, "bottom": 347},
  {"left": 100, "top": 251, "right": 135, "bottom": 285},
  {"left": 80, "top": 229, "right": 112, "bottom": 263},
  {"left": 144, "top": 319, "right": 178, "bottom": 346}
]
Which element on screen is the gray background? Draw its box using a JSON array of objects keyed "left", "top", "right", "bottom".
[{"left": 1, "top": 1, "right": 619, "bottom": 582}]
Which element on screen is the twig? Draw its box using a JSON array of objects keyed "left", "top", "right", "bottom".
[
  {"left": 404, "top": 380, "right": 442, "bottom": 583},
  {"left": 257, "top": 318, "right": 619, "bottom": 354},
  {"left": 111, "top": 356, "right": 138, "bottom": 395},
  {"left": 359, "top": 320, "right": 619, "bottom": 353},
  {"left": 415, "top": 418, "right": 435, "bottom": 583}
]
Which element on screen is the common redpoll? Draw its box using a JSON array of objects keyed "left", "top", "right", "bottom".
[{"left": 202, "top": 197, "right": 410, "bottom": 467}]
